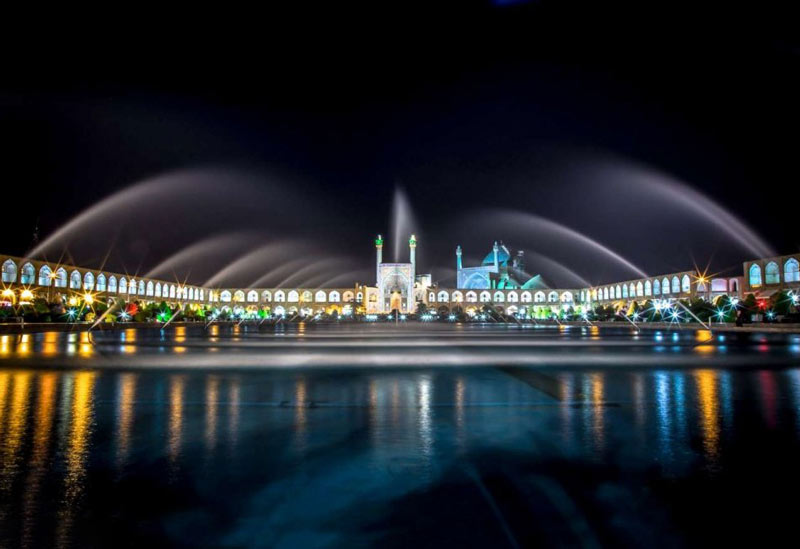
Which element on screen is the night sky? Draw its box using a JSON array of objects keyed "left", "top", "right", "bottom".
[{"left": 1, "top": 2, "right": 798, "bottom": 287}]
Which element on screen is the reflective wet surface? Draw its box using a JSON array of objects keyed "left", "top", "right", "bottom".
[{"left": 1, "top": 324, "right": 800, "bottom": 547}]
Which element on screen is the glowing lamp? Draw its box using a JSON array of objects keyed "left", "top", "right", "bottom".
[
  {"left": 20, "top": 289, "right": 34, "bottom": 301},
  {"left": 83, "top": 293, "right": 94, "bottom": 305}
]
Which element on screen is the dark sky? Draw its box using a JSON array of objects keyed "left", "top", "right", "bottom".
[{"left": 1, "top": 2, "right": 798, "bottom": 287}]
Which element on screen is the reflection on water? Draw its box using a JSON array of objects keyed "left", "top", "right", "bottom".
[
  {"left": 116, "top": 373, "right": 136, "bottom": 470},
  {"left": 168, "top": 375, "right": 185, "bottom": 474},
  {"left": 0, "top": 326, "right": 799, "bottom": 546},
  {"left": 695, "top": 369, "right": 720, "bottom": 469}
]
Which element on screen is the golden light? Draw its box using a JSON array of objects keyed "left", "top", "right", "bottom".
[
  {"left": 68, "top": 296, "right": 78, "bottom": 306},
  {"left": 1, "top": 289, "right": 13, "bottom": 298},
  {"left": 83, "top": 293, "right": 94, "bottom": 305},
  {"left": 20, "top": 289, "right": 34, "bottom": 302}
]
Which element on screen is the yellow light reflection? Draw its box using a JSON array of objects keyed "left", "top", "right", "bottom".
[
  {"left": 18, "top": 334, "right": 30, "bottom": 356},
  {"left": 21, "top": 373, "right": 57, "bottom": 546},
  {"left": 0, "top": 372, "right": 10, "bottom": 436},
  {"left": 57, "top": 371, "right": 96, "bottom": 548},
  {"left": 121, "top": 328, "right": 137, "bottom": 354},
  {"left": 294, "top": 378, "right": 307, "bottom": 453},
  {"left": 78, "top": 332, "right": 93, "bottom": 358},
  {"left": 116, "top": 373, "right": 136, "bottom": 469},
  {"left": 591, "top": 373, "right": 605, "bottom": 453},
  {"left": 695, "top": 369, "right": 720, "bottom": 466},
  {"left": 1, "top": 372, "right": 31, "bottom": 489},
  {"left": 694, "top": 345, "right": 715, "bottom": 354},
  {"left": 0, "top": 335, "right": 10, "bottom": 356},
  {"left": 695, "top": 329, "right": 713, "bottom": 343},
  {"left": 43, "top": 331, "right": 59, "bottom": 356},
  {"left": 228, "top": 378, "right": 240, "bottom": 453},
  {"left": 174, "top": 326, "right": 186, "bottom": 343}
]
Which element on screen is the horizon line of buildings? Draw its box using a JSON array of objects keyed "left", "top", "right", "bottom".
[{"left": 1, "top": 237, "right": 798, "bottom": 316}]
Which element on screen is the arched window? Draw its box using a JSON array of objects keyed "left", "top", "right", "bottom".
[
  {"left": 428, "top": 292, "right": 435, "bottom": 302},
  {"left": 262, "top": 290, "right": 272, "bottom": 302},
  {"left": 765, "top": 261, "right": 780, "bottom": 284},
  {"left": 198, "top": 289, "right": 204, "bottom": 301},
  {"left": 247, "top": 290, "right": 258, "bottom": 302},
  {"left": 83, "top": 272, "right": 95, "bottom": 290},
  {"left": 315, "top": 290, "right": 326, "bottom": 302},
  {"left": 535, "top": 291, "right": 546, "bottom": 303},
  {"left": 146, "top": 281, "right": 154, "bottom": 296},
  {"left": 343, "top": 291, "right": 354, "bottom": 302},
  {"left": 785, "top": 258, "right": 800, "bottom": 283},
  {"left": 479, "top": 291, "right": 490, "bottom": 302},
  {"left": 302, "top": 290, "right": 313, "bottom": 301},
  {"left": 221, "top": 290, "right": 232, "bottom": 302},
  {"left": 661, "top": 277, "right": 669, "bottom": 294},
  {"left": 548, "top": 291, "right": 559, "bottom": 303},
  {"left": 274, "top": 305, "right": 285, "bottom": 316},
  {"left": 38, "top": 265, "right": 52, "bottom": 286},
  {"left": 97, "top": 274, "right": 107, "bottom": 292},
  {"left": 138, "top": 280, "right": 145, "bottom": 295},
  {"left": 494, "top": 291, "right": 505, "bottom": 302},
  {"left": 521, "top": 291, "right": 532, "bottom": 303},
  {"left": 438, "top": 290, "right": 449, "bottom": 302},
  {"left": 169, "top": 285, "right": 176, "bottom": 298},
  {"left": 622, "top": 285, "right": 628, "bottom": 298},
  {"left": 119, "top": 277, "right": 128, "bottom": 294},
  {"left": 681, "top": 274, "right": 690, "bottom": 293},
  {"left": 580, "top": 291, "right": 585, "bottom": 302},
  {"left": 749, "top": 264, "right": 762, "bottom": 287},
  {"left": 636, "top": 281, "right": 643, "bottom": 297},
  {"left": 1, "top": 259, "right": 17, "bottom": 283},
  {"left": 671, "top": 276, "right": 680, "bottom": 294},
  {"left": 466, "top": 291, "right": 478, "bottom": 303},
  {"left": 17, "top": 262, "right": 34, "bottom": 285},
  {"left": 328, "top": 291, "right": 340, "bottom": 302},
  {"left": 451, "top": 291, "right": 463, "bottom": 303},
  {"left": 288, "top": 290, "right": 299, "bottom": 302},
  {"left": 612, "top": 285, "right": 619, "bottom": 299},
  {"left": 107, "top": 275, "right": 117, "bottom": 293},
  {"left": 653, "top": 279, "right": 660, "bottom": 295},
  {"left": 233, "top": 290, "right": 245, "bottom": 302},
  {"left": 356, "top": 292, "right": 363, "bottom": 302},
  {"left": 274, "top": 290, "right": 285, "bottom": 302},
  {"left": 507, "top": 291, "right": 518, "bottom": 303},
  {"left": 561, "top": 292, "right": 573, "bottom": 302},
  {"left": 644, "top": 280, "right": 651, "bottom": 296},
  {"left": 188, "top": 287, "right": 194, "bottom": 300},
  {"left": 155, "top": 282, "right": 161, "bottom": 297},
  {"left": 69, "top": 270, "right": 81, "bottom": 289},
  {"left": 629, "top": 283, "right": 636, "bottom": 297},
  {"left": 592, "top": 289, "right": 598, "bottom": 301}
]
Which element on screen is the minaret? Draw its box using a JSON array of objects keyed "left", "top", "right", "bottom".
[
  {"left": 493, "top": 241, "right": 499, "bottom": 270},
  {"left": 408, "top": 234, "right": 417, "bottom": 313},
  {"left": 375, "top": 234, "right": 383, "bottom": 284},
  {"left": 456, "top": 245, "right": 462, "bottom": 270}
]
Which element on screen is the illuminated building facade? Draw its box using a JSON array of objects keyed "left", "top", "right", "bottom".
[{"left": 1, "top": 244, "right": 797, "bottom": 318}]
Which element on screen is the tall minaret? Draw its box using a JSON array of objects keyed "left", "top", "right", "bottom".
[
  {"left": 375, "top": 234, "right": 383, "bottom": 285},
  {"left": 408, "top": 234, "right": 417, "bottom": 312},
  {"left": 493, "top": 241, "right": 499, "bottom": 270},
  {"left": 456, "top": 245, "right": 462, "bottom": 270}
]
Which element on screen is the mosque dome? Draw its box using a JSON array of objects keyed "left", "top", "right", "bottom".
[{"left": 481, "top": 243, "right": 511, "bottom": 266}]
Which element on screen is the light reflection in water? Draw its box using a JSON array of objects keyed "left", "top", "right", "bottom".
[
  {"left": 116, "top": 373, "right": 137, "bottom": 470},
  {"left": 591, "top": 373, "right": 605, "bottom": 456},
  {"left": 42, "top": 332, "right": 58, "bottom": 356},
  {"left": 121, "top": 328, "right": 137, "bottom": 354},
  {"left": 694, "top": 369, "right": 720, "bottom": 469},
  {"left": 757, "top": 371, "right": 778, "bottom": 430},
  {"left": 294, "top": 378, "right": 307, "bottom": 454},
  {"left": 22, "top": 373, "right": 57, "bottom": 549},
  {"left": 168, "top": 375, "right": 185, "bottom": 473},
  {"left": 57, "top": 371, "right": 96, "bottom": 549},
  {"left": 455, "top": 376, "right": 465, "bottom": 451},
  {"left": 205, "top": 376, "right": 219, "bottom": 455},
  {"left": 174, "top": 326, "right": 187, "bottom": 354},
  {"left": 0, "top": 372, "right": 10, "bottom": 440},
  {"left": 655, "top": 372, "right": 674, "bottom": 467},
  {"left": 2, "top": 372, "right": 32, "bottom": 490},
  {"left": 228, "top": 378, "right": 240, "bottom": 456},
  {"left": 0, "top": 335, "right": 10, "bottom": 356},
  {"left": 18, "top": 334, "right": 30, "bottom": 356},
  {"left": 559, "top": 373, "right": 574, "bottom": 448},
  {"left": 418, "top": 375, "right": 433, "bottom": 461}
]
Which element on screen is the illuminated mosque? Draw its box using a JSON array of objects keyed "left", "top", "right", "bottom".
[
  {"left": 1, "top": 232, "right": 799, "bottom": 318},
  {"left": 456, "top": 241, "right": 546, "bottom": 290}
]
